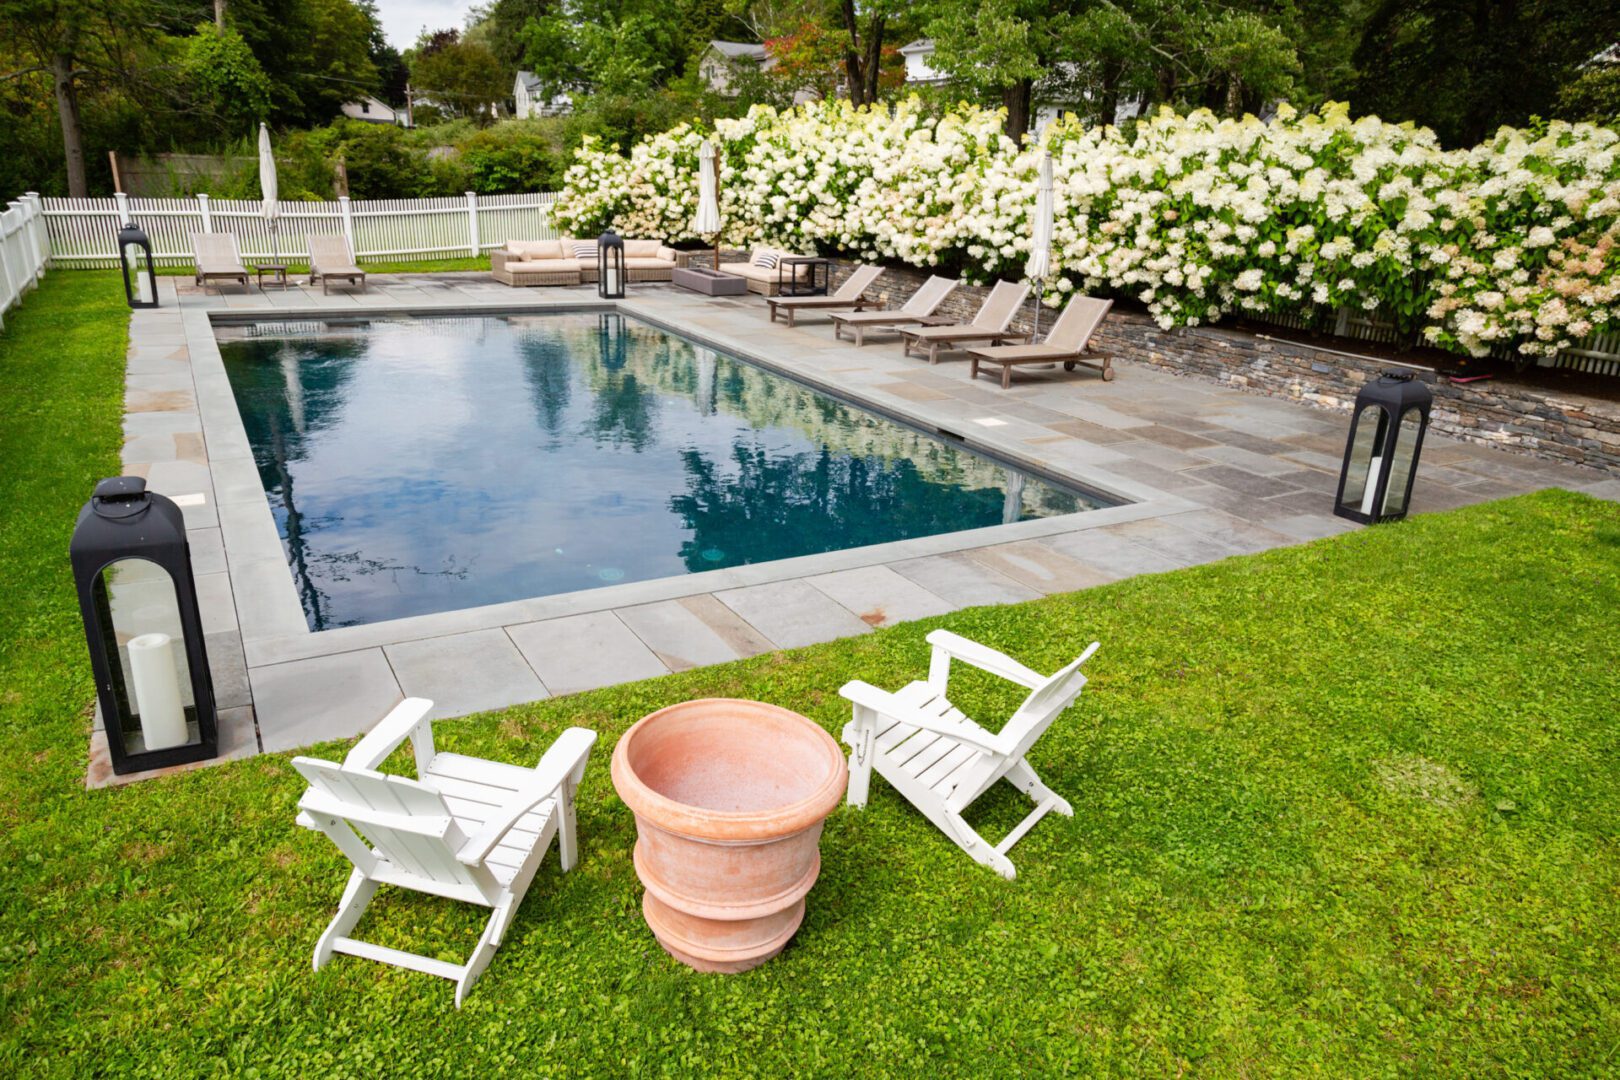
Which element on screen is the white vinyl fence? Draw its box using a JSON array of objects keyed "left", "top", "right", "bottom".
[
  {"left": 41, "top": 191, "right": 559, "bottom": 268},
  {"left": 1, "top": 193, "right": 50, "bottom": 331}
]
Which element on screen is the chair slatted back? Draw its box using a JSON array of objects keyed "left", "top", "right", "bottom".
[
  {"left": 901, "top": 276, "right": 958, "bottom": 316},
  {"left": 293, "top": 757, "right": 496, "bottom": 900},
  {"left": 1045, "top": 296, "right": 1113, "bottom": 352},
  {"left": 833, "top": 264, "right": 882, "bottom": 301},
  {"left": 192, "top": 232, "right": 242, "bottom": 269},
  {"left": 309, "top": 235, "right": 355, "bottom": 270},
  {"left": 972, "top": 281, "right": 1031, "bottom": 332},
  {"left": 949, "top": 642, "right": 1099, "bottom": 807}
]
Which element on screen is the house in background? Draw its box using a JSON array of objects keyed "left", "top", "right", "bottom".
[
  {"left": 340, "top": 95, "right": 402, "bottom": 125},
  {"left": 514, "top": 71, "right": 572, "bottom": 119},
  {"left": 699, "top": 40, "right": 770, "bottom": 94},
  {"left": 898, "top": 38, "right": 1141, "bottom": 132},
  {"left": 898, "top": 40, "right": 946, "bottom": 87}
]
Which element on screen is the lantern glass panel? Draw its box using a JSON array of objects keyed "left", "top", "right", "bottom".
[
  {"left": 1338, "top": 404, "right": 1386, "bottom": 515},
  {"left": 1381, "top": 407, "right": 1425, "bottom": 517},
  {"left": 94, "top": 557, "right": 198, "bottom": 753},
  {"left": 123, "top": 241, "right": 155, "bottom": 305}
]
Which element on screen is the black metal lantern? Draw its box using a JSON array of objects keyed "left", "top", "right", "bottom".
[
  {"left": 597, "top": 229, "right": 625, "bottom": 299},
  {"left": 70, "top": 477, "right": 218, "bottom": 774},
  {"left": 118, "top": 222, "right": 158, "bottom": 309},
  {"left": 1333, "top": 371, "right": 1433, "bottom": 524}
]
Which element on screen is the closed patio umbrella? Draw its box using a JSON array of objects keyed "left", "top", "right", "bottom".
[
  {"left": 1026, "top": 151, "right": 1054, "bottom": 336},
  {"left": 258, "top": 122, "right": 281, "bottom": 269},
  {"left": 694, "top": 139, "right": 722, "bottom": 269}
]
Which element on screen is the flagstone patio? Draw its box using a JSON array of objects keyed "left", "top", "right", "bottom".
[{"left": 97, "top": 270, "right": 1619, "bottom": 785}]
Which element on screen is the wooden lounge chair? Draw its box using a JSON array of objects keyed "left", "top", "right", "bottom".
[
  {"left": 898, "top": 280, "right": 1031, "bottom": 363},
  {"left": 309, "top": 235, "right": 367, "bottom": 294},
  {"left": 766, "top": 264, "right": 883, "bottom": 326},
  {"left": 966, "top": 296, "right": 1115, "bottom": 388},
  {"left": 191, "top": 233, "right": 248, "bottom": 292},
  {"left": 292, "top": 698, "right": 597, "bottom": 1007},
  {"left": 839, "top": 630, "right": 1100, "bottom": 880},
  {"left": 829, "top": 275, "right": 959, "bottom": 345}
]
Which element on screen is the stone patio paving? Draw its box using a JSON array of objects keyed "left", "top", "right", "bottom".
[{"left": 95, "top": 270, "right": 1619, "bottom": 785}]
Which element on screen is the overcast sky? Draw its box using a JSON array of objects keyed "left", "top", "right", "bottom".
[{"left": 375, "top": 0, "right": 481, "bottom": 50}]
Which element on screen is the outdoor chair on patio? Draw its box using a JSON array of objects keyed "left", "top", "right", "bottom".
[
  {"left": 828, "top": 276, "right": 959, "bottom": 346},
  {"left": 765, "top": 264, "right": 883, "bottom": 326},
  {"left": 191, "top": 233, "right": 249, "bottom": 292},
  {"left": 965, "top": 296, "right": 1116, "bottom": 389},
  {"left": 839, "top": 630, "right": 1099, "bottom": 880},
  {"left": 308, "top": 235, "right": 367, "bottom": 294},
  {"left": 292, "top": 698, "right": 597, "bottom": 1007},
  {"left": 897, "top": 280, "right": 1031, "bottom": 363}
]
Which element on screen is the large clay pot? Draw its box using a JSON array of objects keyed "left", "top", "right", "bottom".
[{"left": 611, "top": 698, "right": 848, "bottom": 973}]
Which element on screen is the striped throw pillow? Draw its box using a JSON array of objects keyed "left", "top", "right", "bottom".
[
  {"left": 753, "top": 250, "right": 779, "bottom": 270},
  {"left": 573, "top": 242, "right": 598, "bottom": 260}
]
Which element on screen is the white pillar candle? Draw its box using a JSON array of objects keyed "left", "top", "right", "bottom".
[
  {"left": 1360, "top": 455, "right": 1384, "bottom": 516},
  {"left": 605, "top": 264, "right": 621, "bottom": 294},
  {"left": 127, "top": 633, "right": 188, "bottom": 750}
]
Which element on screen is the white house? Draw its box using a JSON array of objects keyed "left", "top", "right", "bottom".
[
  {"left": 339, "top": 95, "right": 401, "bottom": 125},
  {"left": 513, "top": 71, "right": 572, "bottom": 119},
  {"left": 699, "top": 40, "right": 770, "bottom": 94},
  {"left": 898, "top": 40, "right": 946, "bottom": 86}
]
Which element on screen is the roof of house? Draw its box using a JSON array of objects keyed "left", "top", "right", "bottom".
[
  {"left": 515, "top": 70, "right": 543, "bottom": 92},
  {"left": 899, "top": 39, "right": 935, "bottom": 55},
  {"left": 707, "top": 40, "right": 768, "bottom": 61}
]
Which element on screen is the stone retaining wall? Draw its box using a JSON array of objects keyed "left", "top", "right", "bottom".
[{"left": 806, "top": 257, "right": 1620, "bottom": 474}]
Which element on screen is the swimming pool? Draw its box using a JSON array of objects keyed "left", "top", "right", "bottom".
[{"left": 218, "top": 313, "right": 1111, "bottom": 630}]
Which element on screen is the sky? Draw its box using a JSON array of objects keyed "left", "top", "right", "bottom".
[{"left": 375, "top": 0, "right": 481, "bottom": 50}]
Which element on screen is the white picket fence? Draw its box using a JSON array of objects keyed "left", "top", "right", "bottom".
[
  {"left": 0, "top": 194, "right": 50, "bottom": 330},
  {"left": 40, "top": 191, "right": 560, "bottom": 268}
]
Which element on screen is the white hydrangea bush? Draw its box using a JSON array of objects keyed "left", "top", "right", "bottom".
[{"left": 552, "top": 99, "right": 1620, "bottom": 358}]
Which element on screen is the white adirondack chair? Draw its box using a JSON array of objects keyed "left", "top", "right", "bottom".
[
  {"left": 292, "top": 698, "right": 596, "bottom": 1006},
  {"left": 839, "top": 630, "right": 1099, "bottom": 879}
]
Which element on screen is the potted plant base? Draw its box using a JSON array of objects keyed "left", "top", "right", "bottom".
[{"left": 611, "top": 698, "right": 848, "bottom": 973}]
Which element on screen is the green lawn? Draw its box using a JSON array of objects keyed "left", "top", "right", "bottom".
[{"left": 2, "top": 273, "right": 1618, "bottom": 1077}]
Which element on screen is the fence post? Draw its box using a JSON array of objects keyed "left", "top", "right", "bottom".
[
  {"left": 465, "top": 191, "right": 480, "bottom": 256},
  {"left": 197, "top": 193, "right": 212, "bottom": 234},
  {"left": 24, "top": 193, "right": 47, "bottom": 271},
  {"left": 0, "top": 207, "right": 20, "bottom": 329},
  {"left": 339, "top": 195, "right": 356, "bottom": 255},
  {"left": 114, "top": 191, "right": 132, "bottom": 227}
]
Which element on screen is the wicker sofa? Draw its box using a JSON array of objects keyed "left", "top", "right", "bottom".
[
  {"left": 714, "top": 247, "right": 815, "bottom": 297},
  {"left": 491, "top": 237, "right": 690, "bottom": 287}
]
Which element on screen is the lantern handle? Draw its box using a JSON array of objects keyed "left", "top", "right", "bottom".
[{"left": 90, "top": 476, "right": 152, "bottom": 519}]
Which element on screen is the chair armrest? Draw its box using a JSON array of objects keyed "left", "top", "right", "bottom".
[
  {"left": 925, "top": 629, "right": 1045, "bottom": 690},
  {"left": 839, "top": 680, "right": 1009, "bottom": 756},
  {"left": 456, "top": 727, "right": 597, "bottom": 865},
  {"left": 491, "top": 249, "right": 512, "bottom": 272},
  {"left": 344, "top": 698, "right": 435, "bottom": 772}
]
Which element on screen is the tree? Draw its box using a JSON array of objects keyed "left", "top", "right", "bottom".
[
  {"left": 1351, "top": 0, "right": 1620, "bottom": 146},
  {"left": 834, "top": 0, "right": 907, "bottom": 105},
  {"left": 408, "top": 29, "right": 510, "bottom": 121},
  {"left": 0, "top": 0, "right": 156, "bottom": 196},
  {"left": 177, "top": 24, "right": 272, "bottom": 138},
  {"left": 1555, "top": 59, "right": 1620, "bottom": 124}
]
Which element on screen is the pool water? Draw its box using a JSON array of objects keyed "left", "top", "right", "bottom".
[{"left": 218, "top": 313, "right": 1109, "bottom": 630}]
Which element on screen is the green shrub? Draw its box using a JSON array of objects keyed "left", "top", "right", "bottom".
[{"left": 460, "top": 126, "right": 564, "bottom": 193}]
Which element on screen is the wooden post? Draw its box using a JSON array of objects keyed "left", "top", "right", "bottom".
[
  {"left": 333, "top": 157, "right": 349, "bottom": 199},
  {"left": 465, "top": 191, "right": 480, "bottom": 256},
  {"left": 108, "top": 150, "right": 123, "bottom": 195}
]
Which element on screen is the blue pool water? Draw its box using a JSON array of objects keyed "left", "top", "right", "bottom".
[{"left": 218, "top": 313, "right": 1109, "bottom": 630}]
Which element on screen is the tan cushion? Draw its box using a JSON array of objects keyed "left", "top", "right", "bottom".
[
  {"left": 509, "top": 258, "right": 579, "bottom": 271},
  {"left": 508, "top": 240, "right": 562, "bottom": 259},
  {"left": 718, "top": 261, "right": 773, "bottom": 281},
  {"left": 623, "top": 239, "right": 662, "bottom": 258},
  {"left": 624, "top": 257, "right": 676, "bottom": 269}
]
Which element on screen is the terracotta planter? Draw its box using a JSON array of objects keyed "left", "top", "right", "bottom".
[{"left": 611, "top": 698, "right": 848, "bottom": 973}]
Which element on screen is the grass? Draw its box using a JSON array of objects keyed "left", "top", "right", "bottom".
[{"left": 2, "top": 272, "right": 1619, "bottom": 1076}]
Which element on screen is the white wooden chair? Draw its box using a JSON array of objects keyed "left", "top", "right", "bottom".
[
  {"left": 292, "top": 698, "right": 596, "bottom": 1006},
  {"left": 839, "top": 630, "right": 1099, "bottom": 879}
]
